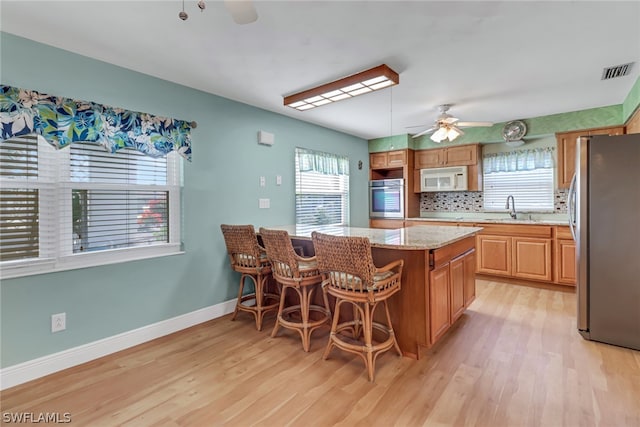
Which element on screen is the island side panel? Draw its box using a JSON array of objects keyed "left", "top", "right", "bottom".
[{"left": 371, "top": 247, "right": 431, "bottom": 359}]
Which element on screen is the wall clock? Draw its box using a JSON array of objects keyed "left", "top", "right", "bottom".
[{"left": 502, "top": 120, "right": 527, "bottom": 142}]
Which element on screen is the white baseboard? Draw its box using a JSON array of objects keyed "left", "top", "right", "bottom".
[{"left": 0, "top": 299, "right": 236, "bottom": 390}]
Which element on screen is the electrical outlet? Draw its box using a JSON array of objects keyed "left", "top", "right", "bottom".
[
  {"left": 51, "top": 312, "right": 66, "bottom": 333},
  {"left": 259, "top": 198, "right": 270, "bottom": 209}
]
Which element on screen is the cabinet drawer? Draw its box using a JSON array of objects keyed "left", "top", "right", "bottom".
[
  {"left": 476, "top": 223, "right": 552, "bottom": 238},
  {"left": 555, "top": 226, "right": 573, "bottom": 240}
]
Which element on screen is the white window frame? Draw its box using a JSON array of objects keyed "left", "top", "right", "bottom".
[{"left": 0, "top": 135, "right": 183, "bottom": 280}]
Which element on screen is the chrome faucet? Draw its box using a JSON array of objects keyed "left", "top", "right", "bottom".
[{"left": 505, "top": 195, "right": 517, "bottom": 219}]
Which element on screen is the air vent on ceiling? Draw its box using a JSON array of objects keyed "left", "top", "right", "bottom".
[{"left": 601, "top": 62, "right": 634, "bottom": 80}]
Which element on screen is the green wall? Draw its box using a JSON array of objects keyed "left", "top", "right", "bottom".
[
  {"left": 623, "top": 76, "right": 640, "bottom": 122},
  {"left": 370, "top": 76, "right": 640, "bottom": 151},
  {"left": 0, "top": 33, "right": 369, "bottom": 367}
]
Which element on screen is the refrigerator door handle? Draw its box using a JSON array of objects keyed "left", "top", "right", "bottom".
[{"left": 567, "top": 174, "right": 577, "bottom": 241}]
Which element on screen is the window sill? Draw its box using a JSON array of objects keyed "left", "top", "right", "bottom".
[{"left": 0, "top": 244, "right": 185, "bottom": 280}]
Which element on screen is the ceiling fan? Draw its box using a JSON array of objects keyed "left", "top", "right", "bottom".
[
  {"left": 410, "top": 104, "right": 493, "bottom": 142},
  {"left": 178, "top": 0, "right": 258, "bottom": 25}
]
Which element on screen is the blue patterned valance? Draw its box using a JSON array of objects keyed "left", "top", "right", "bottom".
[
  {"left": 483, "top": 147, "right": 554, "bottom": 173},
  {"left": 0, "top": 85, "right": 193, "bottom": 161}
]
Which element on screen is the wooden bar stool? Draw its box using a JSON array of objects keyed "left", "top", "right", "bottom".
[
  {"left": 259, "top": 227, "right": 331, "bottom": 352},
  {"left": 220, "top": 224, "right": 279, "bottom": 331},
  {"left": 311, "top": 231, "right": 403, "bottom": 381}
]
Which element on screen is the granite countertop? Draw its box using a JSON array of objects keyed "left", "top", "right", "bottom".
[
  {"left": 263, "top": 225, "right": 482, "bottom": 250},
  {"left": 406, "top": 216, "right": 569, "bottom": 226}
]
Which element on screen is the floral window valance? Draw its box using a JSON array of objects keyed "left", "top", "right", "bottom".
[
  {"left": 483, "top": 147, "right": 554, "bottom": 173},
  {"left": 0, "top": 85, "right": 193, "bottom": 161},
  {"left": 296, "top": 147, "right": 349, "bottom": 175}
]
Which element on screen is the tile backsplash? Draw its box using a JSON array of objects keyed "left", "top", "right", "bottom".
[{"left": 420, "top": 189, "right": 569, "bottom": 214}]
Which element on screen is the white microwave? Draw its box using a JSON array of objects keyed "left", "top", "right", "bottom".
[{"left": 420, "top": 166, "right": 468, "bottom": 192}]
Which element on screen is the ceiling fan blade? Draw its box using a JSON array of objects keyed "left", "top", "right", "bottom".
[
  {"left": 451, "top": 126, "right": 464, "bottom": 136},
  {"left": 411, "top": 126, "right": 438, "bottom": 139},
  {"left": 456, "top": 121, "right": 493, "bottom": 128},
  {"left": 442, "top": 116, "right": 459, "bottom": 125},
  {"left": 406, "top": 124, "right": 432, "bottom": 129},
  {"left": 224, "top": 0, "right": 258, "bottom": 24}
]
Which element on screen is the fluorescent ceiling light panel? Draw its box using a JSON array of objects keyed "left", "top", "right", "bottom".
[
  {"left": 312, "top": 99, "right": 332, "bottom": 106},
  {"left": 362, "top": 76, "right": 387, "bottom": 86},
  {"left": 341, "top": 83, "right": 365, "bottom": 92},
  {"left": 283, "top": 64, "right": 399, "bottom": 111},
  {"left": 321, "top": 89, "right": 344, "bottom": 98},
  {"left": 349, "top": 87, "right": 373, "bottom": 96},
  {"left": 329, "top": 93, "right": 351, "bottom": 101},
  {"left": 304, "top": 95, "right": 324, "bottom": 103}
]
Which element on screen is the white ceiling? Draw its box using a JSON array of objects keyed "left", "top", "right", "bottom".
[{"left": 2, "top": 1, "right": 639, "bottom": 140}]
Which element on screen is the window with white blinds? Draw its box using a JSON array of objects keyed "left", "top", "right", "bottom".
[
  {"left": 483, "top": 168, "right": 554, "bottom": 212},
  {"left": 0, "top": 135, "right": 182, "bottom": 279},
  {"left": 295, "top": 148, "right": 349, "bottom": 234}
]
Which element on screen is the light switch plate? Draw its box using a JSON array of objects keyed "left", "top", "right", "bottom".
[{"left": 259, "top": 198, "right": 270, "bottom": 209}]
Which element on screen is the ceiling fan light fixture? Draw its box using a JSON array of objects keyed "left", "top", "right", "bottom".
[
  {"left": 430, "top": 124, "right": 463, "bottom": 143},
  {"left": 431, "top": 127, "right": 448, "bottom": 143},
  {"left": 284, "top": 64, "right": 399, "bottom": 111},
  {"left": 447, "top": 126, "right": 463, "bottom": 140}
]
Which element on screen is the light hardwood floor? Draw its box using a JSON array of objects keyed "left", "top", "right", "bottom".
[{"left": 2, "top": 280, "right": 639, "bottom": 426}]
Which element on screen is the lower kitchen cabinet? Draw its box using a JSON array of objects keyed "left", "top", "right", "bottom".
[
  {"left": 556, "top": 239, "right": 577, "bottom": 284},
  {"left": 429, "top": 248, "right": 476, "bottom": 345},
  {"left": 476, "top": 235, "right": 512, "bottom": 276},
  {"left": 476, "top": 227, "right": 552, "bottom": 283},
  {"left": 512, "top": 237, "right": 552, "bottom": 281},
  {"left": 555, "top": 226, "right": 576, "bottom": 285},
  {"left": 449, "top": 255, "right": 466, "bottom": 323},
  {"left": 429, "top": 263, "right": 451, "bottom": 344},
  {"left": 463, "top": 249, "right": 476, "bottom": 306}
]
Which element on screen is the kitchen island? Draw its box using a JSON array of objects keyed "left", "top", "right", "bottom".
[{"left": 263, "top": 224, "right": 482, "bottom": 359}]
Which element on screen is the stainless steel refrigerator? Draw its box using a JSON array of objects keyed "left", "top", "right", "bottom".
[{"left": 567, "top": 133, "right": 640, "bottom": 350}]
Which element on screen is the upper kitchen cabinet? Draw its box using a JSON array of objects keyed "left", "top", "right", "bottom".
[
  {"left": 413, "top": 144, "right": 482, "bottom": 192},
  {"left": 370, "top": 149, "right": 407, "bottom": 169},
  {"left": 556, "top": 126, "right": 624, "bottom": 188},
  {"left": 369, "top": 149, "right": 420, "bottom": 221},
  {"left": 625, "top": 107, "right": 640, "bottom": 134},
  {"left": 414, "top": 144, "right": 479, "bottom": 169}
]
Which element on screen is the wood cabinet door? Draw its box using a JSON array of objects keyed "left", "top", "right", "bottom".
[
  {"left": 556, "top": 239, "right": 576, "bottom": 285},
  {"left": 512, "top": 237, "right": 552, "bottom": 281},
  {"left": 557, "top": 127, "right": 626, "bottom": 188},
  {"left": 370, "top": 152, "right": 388, "bottom": 169},
  {"left": 415, "top": 149, "right": 443, "bottom": 169},
  {"left": 386, "top": 150, "right": 407, "bottom": 166},
  {"left": 429, "top": 263, "right": 451, "bottom": 345},
  {"left": 449, "top": 256, "right": 465, "bottom": 323},
  {"left": 444, "top": 145, "right": 478, "bottom": 166},
  {"left": 463, "top": 249, "right": 476, "bottom": 307},
  {"left": 476, "top": 235, "right": 512, "bottom": 276},
  {"left": 556, "top": 131, "right": 583, "bottom": 189}
]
